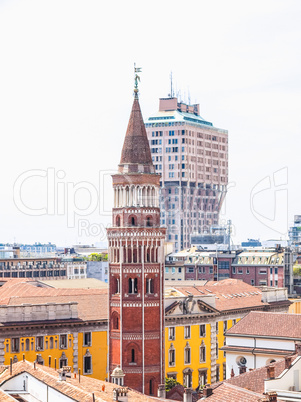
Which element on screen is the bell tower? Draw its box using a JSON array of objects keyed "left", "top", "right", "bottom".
[{"left": 107, "top": 69, "right": 166, "bottom": 395}]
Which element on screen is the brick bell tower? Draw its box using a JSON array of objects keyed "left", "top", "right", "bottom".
[{"left": 107, "top": 71, "right": 166, "bottom": 395}]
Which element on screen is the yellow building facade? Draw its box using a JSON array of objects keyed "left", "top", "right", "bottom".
[
  {"left": 164, "top": 280, "right": 290, "bottom": 389},
  {"left": 3, "top": 328, "right": 107, "bottom": 380}
]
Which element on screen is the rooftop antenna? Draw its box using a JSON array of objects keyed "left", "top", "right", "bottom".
[
  {"left": 188, "top": 89, "right": 191, "bottom": 105},
  {"left": 169, "top": 71, "right": 174, "bottom": 98}
]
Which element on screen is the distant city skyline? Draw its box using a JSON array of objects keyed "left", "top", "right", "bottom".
[{"left": 0, "top": 0, "right": 300, "bottom": 247}]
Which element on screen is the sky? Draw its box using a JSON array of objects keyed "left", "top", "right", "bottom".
[{"left": 0, "top": 0, "right": 300, "bottom": 247}]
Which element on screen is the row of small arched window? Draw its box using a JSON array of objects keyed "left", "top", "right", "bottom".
[
  {"left": 112, "top": 277, "right": 154, "bottom": 295},
  {"left": 115, "top": 215, "right": 153, "bottom": 227}
]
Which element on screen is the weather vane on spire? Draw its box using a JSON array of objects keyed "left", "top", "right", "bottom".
[{"left": 134, "top": 63, "right": 142, "bottom": 98}]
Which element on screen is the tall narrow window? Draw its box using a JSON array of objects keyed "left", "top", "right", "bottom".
[
  {"left": 131, "top": 348, "right": 135, "bottom": 363},
  {"left": 60, "top": 335, "right": 67, "bottom": 349},
  {"left": 11, "top": 338, "right": 20, "bottom": 353},
  {"left": 36, "top": 336, "right": 44, "bottom": 351},
  {"left": 200, "top": 341, "right": 206, "bottom": 363},
  {"left": 168, "top": 327, "right": 175, "bottom": 340},
  {"left": 199, "top": 370, "right": 207, "bottom": 387},
  {"left": 84, "top": 332, "right": 92, "bottom": 346},
  {"left": 149, "top": 379, "right": 154, "bottom": 395},
  {"left": 184, "top": 342, "right": 191, "bottom": 364},
  {"left": 134, "top": 278, "right": 138, "bottom": 293},
  {"left": 129, "top": 278, "right": 133, "bottom": 293},
  {"left": 84, "top": 352, "right": 92, "bottom": 374},
  {"left": 147, "top": 278, "right": 154, "bottom": 294},
  {"left": 184, "top": 326, "right": 191, "bottom": 339},
  {"left": 169, "top": 344, "right": 175, "bottom": 367}
]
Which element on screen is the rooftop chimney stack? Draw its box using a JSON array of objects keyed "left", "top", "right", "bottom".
[
  {"left": 203, "top": 384, "right": 213, "bottom": 397},
  {"left": 295, "top": 342, "right": 301, "bottom": 356},
  {"left": 183, "top": 387, "right": 193, "bottom": 402},
  {"left": 157, "top": 384, "right": 166, "bottom": 399},
  {"left": 285, "top": 356, "right": 293, "bottom": 369},
  {"left": 267, "top": 366, "right": 275, "bottom": 380}
]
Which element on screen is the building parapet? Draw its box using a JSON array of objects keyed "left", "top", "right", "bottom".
[
  {"left": 0, "top": 302, "right": 78, "bottom": 323},
  {"left": 260, "top": 287, "right": 288, "bottom": 303}
]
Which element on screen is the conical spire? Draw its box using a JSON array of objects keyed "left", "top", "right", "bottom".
[{"left": 119, "top": 97, "right": 155, "bottom": 174}]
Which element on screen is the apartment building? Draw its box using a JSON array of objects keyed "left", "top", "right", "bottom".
[{"left": 145, "top": 97, "right": 228, "bottom": 252}]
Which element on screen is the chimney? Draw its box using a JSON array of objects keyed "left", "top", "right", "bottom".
[
  {"left": 183, "top": 387, "right": 193, "bottom": 402},
  {"left": 295, "top": 342, "right": 301, "bottom": 356},
  {"left": 239, "top": 366, "right": 247, "bottom": 374},
  {"left": 285, "top": 356, "right": 292, "bottom": 369},
  {"left": 230, "top": 368, "right": 235, "bottom": 378},
  {"left": 157, "top": 384, "right": 166, "bottom": 399},
  {"left": 58, "top": 369, "right": 67, "bottom": 381},
  {"left": 264, "top": 391, "right": 278, "bottom": 401},
  {"left": 203, "top": 384, "right": 213, "bottom": 398},
  {"left": 267, "top": 366, "right": 275, "bottom": 379}
]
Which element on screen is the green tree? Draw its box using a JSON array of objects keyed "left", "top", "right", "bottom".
[
  {"left": 165, "top": 377, "right": 180, "bottom": 392},
  {"left": 88, "top": 253, "right": 108, "bottom": 262}
]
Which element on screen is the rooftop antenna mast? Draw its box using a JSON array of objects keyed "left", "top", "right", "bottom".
[{"left": 169, "top": 71, "right": 174, "bottom": 98}]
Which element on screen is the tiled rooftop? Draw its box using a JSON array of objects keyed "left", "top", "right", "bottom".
[
  {"left": 225, "top": 355, "right": 299, "bottom": 394},
  {"left": 0, "top": 280, "right": 108, "bottom": 322},
  {"left": 0, "top": 360, "right": 162, "bottom": 402},
  {"left": 167, "top": 279, "right": 268, "bottom": 312},
  {"left": 199, "top": 382, "right": 268, "bottom": 402},
  {"left": 226, "top": 311, "right": 301, "bottom": 338}
]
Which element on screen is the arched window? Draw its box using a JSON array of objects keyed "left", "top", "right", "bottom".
[
  {"left": 116, "top": 216, "right": 121, "bottom": 227},
  {"left": 129, "top": 216, "right": 137, "bottom": 226},
  {"left": 133, "top": 248, "right": 138, "bottom": 263},
  {"left": 25, "top": 338, "right": 30, "bottom": 351},
  {"left": 146, "top": 216, "right": 153, "bottom": 227},
  {"left": 112, "top": 312, "right": 119, "bottom": 330},
  {"left": 49, "top": 337, "right": 54, "bottom": 349},
  {"left": 131, "top": 348, "right": 135, "bottom": 363},
  {"left": 129, "top": 278, "right": 132, "bottom": 294},
  {"left": 113, "top": 277, "right": 120, "bottom": 294}
]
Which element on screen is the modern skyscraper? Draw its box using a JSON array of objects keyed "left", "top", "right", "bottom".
[
  {"left": 107, "top": 77, "right": 166, "bottom": 394},
  {"left": 145, "top": 97, "right": 228, "bottom": 252}
]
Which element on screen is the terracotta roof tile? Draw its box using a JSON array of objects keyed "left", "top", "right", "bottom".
[
  {"left": 200, "top": 382, "right": 268, "bottom": 401},
  {"left": 169, "top": 279, "right": 268, "bottom": 312},
  {"left": 120, "top": 98, "right": 153, "bottom": 167},
  {"left": 224, "top": 355, "right": 299, "bottom": 394},
  {"left": 0, "top": 389, "right": 16, "bottom": 401},
  {"left": 0, "top": 360, "right": 164, "bottom": 402},
  {"left": 226, "top": 311, "right": 301, "bottom": 338},
  {"left": 0, "top": 280, "right": 108, "bottom": 321}
]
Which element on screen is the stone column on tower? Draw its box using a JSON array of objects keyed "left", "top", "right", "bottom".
[{"left": 107, "top": 88, "right": 166, "bottom": 395}]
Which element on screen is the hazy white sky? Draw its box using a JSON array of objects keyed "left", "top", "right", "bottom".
[{"left": 0, "top": 0, "right": 300, "bottom": 246}]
